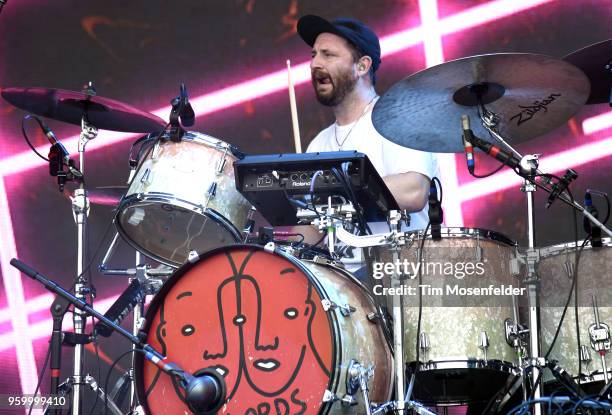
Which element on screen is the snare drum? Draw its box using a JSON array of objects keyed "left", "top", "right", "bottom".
[
  {"left": 377, "top": 227, "right": 521, "bottom": 405},
  {"left": 538, "top": 238, "right": 612, "bottom": 391},
  {"left": 116, "top": 131, "right": 252, "bottom": 266},
  {"left": 135, "top": 244, "right": 393, "bottom": 414}
]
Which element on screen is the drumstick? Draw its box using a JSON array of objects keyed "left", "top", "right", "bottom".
[{"left": 286, "top": 59, "right": 302, "bottom": 153}]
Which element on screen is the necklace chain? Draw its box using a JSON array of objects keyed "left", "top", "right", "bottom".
[{"left": 334, "top": 95, "right": 378, "bottom": 148}]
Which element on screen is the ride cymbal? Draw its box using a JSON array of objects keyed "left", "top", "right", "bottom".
[{"left": 372, "top": 53, "right": 590, "bottom": 152}]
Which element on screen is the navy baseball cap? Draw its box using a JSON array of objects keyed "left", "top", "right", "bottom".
[{"left": 297, "top": 15, "right": 382, "bottom": 72}]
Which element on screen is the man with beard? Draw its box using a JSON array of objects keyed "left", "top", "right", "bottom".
[{"left": 295, "top": 15, "right": 439, "bottom": 269}]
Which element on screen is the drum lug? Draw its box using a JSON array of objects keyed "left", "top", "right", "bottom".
[
  {"left": 140, "top": 168, "right": 152, "bottom": 185},
  {"left": 264, "top": 242, "right": 276, "bottom": 253},
  {"left": 321, "top": 299, "right": 356, "bottom": 316},
  {"left": 215, "top": 157, "right": 227, "bottom": 174},
  {"left": 207, "top": 182, "right": 217, "bottom": 198},
  {"left": 322, "top": 389, "right": 338, "bottom": 403},
  {"left": 187, "top": 250, "right": 200, "bottom": 263},
  {"left": 479, "top": 330, "right": 490, "bottom": 360},
  {"left": 313, "top": 255, "right": 345, "bottom": 269},
  {"left": 366, "top": 312, "right": 380, "bottom": 323}
]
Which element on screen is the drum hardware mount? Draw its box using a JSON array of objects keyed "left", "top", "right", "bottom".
[
  {"left": 321, "top": 299, "right": 356, "bottom": 316},
  {"left": 480, "top": 330, "right": 491, "bottom": 360},
  {"left": 589, "top": 294, "right": 611, "bottom": 384},
  {"left": 48, "top": 374, "right": 123, "bottom": 415},
  {"left": 345, "top": 360, "right": 376, "bottom": 414}
]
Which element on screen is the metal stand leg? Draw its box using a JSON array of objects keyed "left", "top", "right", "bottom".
[
  {"left": 70, "top": 112, "right": 98, "bottom": 415},
  {"left": 391, "top": 248, "right": 405, "bottom": 415},
  {"left": 523, "top": 181, "right": 543, "bottom": 415}
]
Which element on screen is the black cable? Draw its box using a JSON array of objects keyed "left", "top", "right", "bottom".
[
  {"left": 414, "top": 223, "right": 431, "bottom": 371},
  {"left": 567, "top": 186, "right": 583, "bottom": 385},
  {"left": 104, "top": 348, "right": 142, "bottom": 415},
  {"left": 21, "top": 114, "right": 50, "bottom": 161},
  {"left": 27, "top": 345, "right": 51, "bottom": 415},
  {"left": 432, "top": 177, "right": 443, "bottom": 204},
  {"left": 469, "top": 162, "right": 506, "bottom": 178}
]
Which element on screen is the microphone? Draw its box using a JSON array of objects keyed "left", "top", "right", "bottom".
[
  {"left": 179, "top": 83, "right": 195, "bottom": 127},
  {"left": 583, "top": 191, "right": 602, "bottom": 247},
  {"left": 94, "top": 279, "right": 144, "bottom": 337},
  {"left": 460, "top": 115, "right": 521, "bottom": 170},
  {"left": 428, "top": 178, "right": 443, "bottom": 241},
  {"left": 461, "top": 115, "right": 475, "bottom": 174},
  {"left": 183, "top": 369, "right": 226, "bottom": 414},
  {"left": 545, "top": 169, "right": 578, "bottom": 209}
]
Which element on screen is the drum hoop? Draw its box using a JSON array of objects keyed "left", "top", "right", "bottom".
[
  {"left": 416, "top": 358, "right": 518, "bottom": 374},
  {"left": 134, "top": 243, "right": 344, "bottom": 412},
  {"left": 115, "top": 195, "right": 243, "bottom": 266},
  {"left": 409, "top": 227, "right": 516, "bottom": 246},
  {"left": 538, "top": 237, "right": 612, "bottom": 258}
]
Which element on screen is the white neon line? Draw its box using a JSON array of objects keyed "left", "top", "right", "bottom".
[
  {"left": 0, "top": 176, "right": 38, "bottom": 393},
  {"left": 583, "top": 110, "right": 612, "bottom": 135},
  {"left": 0, "top": 292, "right": 54, "bottom": 324},
  {"left": 419, "top": 0, "right": 445, "bottom": 66},
  {"left": 439, "top": 0, "right": 555, "bottom": 35},
  {"left": 458, "top": 136, "right": 612, "bottom": 202},
  {"left": 0, "top": 295, "right": 118, "bottom": 353},
  {"left": 417, "top": 0, "right": 463, "bottom": 226}
]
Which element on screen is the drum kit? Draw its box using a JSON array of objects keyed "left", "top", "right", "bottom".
[{"left": 2, "top": 39, "right": 612, "bottom": 415}]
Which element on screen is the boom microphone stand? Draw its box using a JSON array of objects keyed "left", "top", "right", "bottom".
[{"left": 10, "top": 258, "right": 226, "bottom": 415}]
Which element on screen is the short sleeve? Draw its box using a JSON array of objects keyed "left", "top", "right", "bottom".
[{"left": 380, "top": 138, "right": 439, "bottom": 179}]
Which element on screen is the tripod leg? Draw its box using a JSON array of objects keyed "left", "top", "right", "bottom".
[{"left": 83, "top": 375, "right": 123, "bottom": 415}]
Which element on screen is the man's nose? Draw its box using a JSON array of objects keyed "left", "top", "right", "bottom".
[{"left": 310, "top": 54, "right": 323, "bottom": 71}]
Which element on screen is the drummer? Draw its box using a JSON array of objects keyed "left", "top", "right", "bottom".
[{"left": 295, "top": 15, "right": 440, "bottom": 271}]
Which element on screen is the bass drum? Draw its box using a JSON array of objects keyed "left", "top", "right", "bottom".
[
  {"left": 135, "top": 244, "right": 393, "bottom": 414},
  {"left": 538, "top": 238, "right": 612, "bottom": 392}
]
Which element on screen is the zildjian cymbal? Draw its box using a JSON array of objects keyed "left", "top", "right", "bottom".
[{"left": 372, "top": 53, "right": 590, "bottom": 153}]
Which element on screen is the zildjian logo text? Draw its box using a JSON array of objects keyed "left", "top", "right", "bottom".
[{"left": 510, "top": 93, "right": 561, "bottom": 126}]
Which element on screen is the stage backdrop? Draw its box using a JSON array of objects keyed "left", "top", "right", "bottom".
[{"left": 0, "top": 0, "right": 610, "bottom": 412}]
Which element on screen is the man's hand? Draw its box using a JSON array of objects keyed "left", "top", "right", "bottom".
[{"left": 383, "top": 172, "right": 430, "bottom": 212}]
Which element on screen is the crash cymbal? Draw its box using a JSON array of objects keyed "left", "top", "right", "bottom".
[
  {"left": 1, "top": 87, "right": 165, "bottom": 133},
  {"left": 63, "top": 186, "right": 126, "bottom": 206},
  {"left": 372, "top": 53, "right": 590, "bottom": 153},
  {"left": 563, "top": 39, "right": 611, "bottom": 105}
]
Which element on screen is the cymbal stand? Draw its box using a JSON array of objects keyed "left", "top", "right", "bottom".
[
  {"left": 70, "top": 114, "right": 98, "bottom": 415},
  {"left": 98, "top": 234, "right": 172, "bottom": 413},
  {"left": 473, "top": 113, "right": 612, "bottom": 412}
]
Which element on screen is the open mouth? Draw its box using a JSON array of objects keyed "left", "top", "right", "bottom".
[
  {"left": 313, "top": 72, "right": 332, "bottom": 88},
  {"left": 253, "top": 359, "right": 280, "bottom": 372}
]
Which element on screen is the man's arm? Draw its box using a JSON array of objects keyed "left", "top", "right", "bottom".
[{"left": 383, "top": 171, "right": 430, "bottom": 212}]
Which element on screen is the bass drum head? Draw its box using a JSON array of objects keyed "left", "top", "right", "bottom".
[{"left": 135, "top": 245, "right": 339, "bottom": 414}]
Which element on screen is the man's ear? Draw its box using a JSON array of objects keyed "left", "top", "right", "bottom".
[{"left": 357, "top": 56, "right": 373, "bottom": 76}]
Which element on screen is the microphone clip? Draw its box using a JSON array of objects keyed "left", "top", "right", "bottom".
[{"left": 168, "top": 83, "right": 196, "bottom": 142}]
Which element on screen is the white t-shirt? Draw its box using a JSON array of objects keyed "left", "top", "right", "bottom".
[{"left": 306, "top": 100, "right": 440, "bottom": 233}]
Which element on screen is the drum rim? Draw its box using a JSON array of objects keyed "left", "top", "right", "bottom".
[
  {"left": 538, "top": 237, "right": 612, "bottom": 258},
  {"left": 133, "top": 243, "right": 345, "bottom": 413},
  {"left": 409, "top": 227, "right": 517, "bottom": 247},
  {"left": 115, "top": 196, "right": 243, "bottom": 267},
  {"left": 413, "top": 357, "right": 519, "bottom": 374}
]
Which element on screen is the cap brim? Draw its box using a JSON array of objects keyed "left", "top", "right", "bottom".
[{"left": 297, "top": 15, "right": 343, "bottom": 46}]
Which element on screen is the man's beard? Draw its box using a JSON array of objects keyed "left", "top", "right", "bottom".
[{"left": 312, "top": 69, "right": 358, "bottom": 107}]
